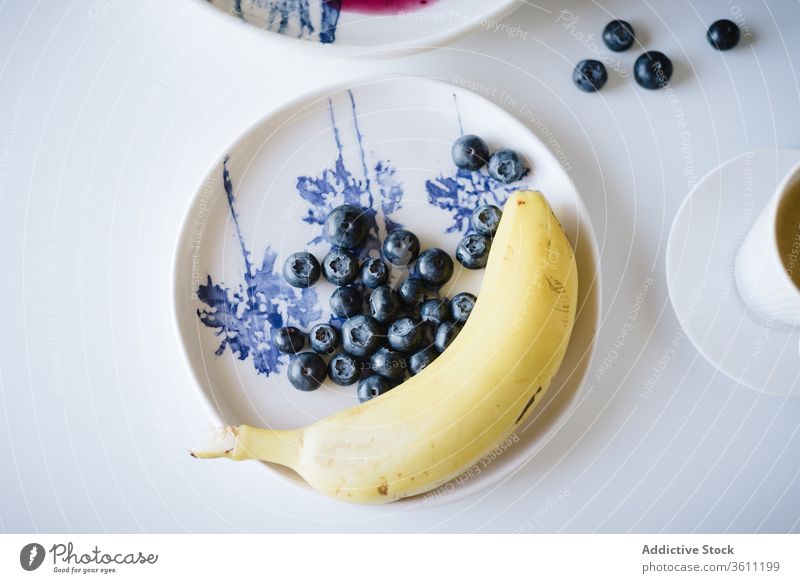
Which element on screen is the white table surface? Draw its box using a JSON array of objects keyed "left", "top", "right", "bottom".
[{"left": 1, "top": 0, "right": 799, "bottom": 533}]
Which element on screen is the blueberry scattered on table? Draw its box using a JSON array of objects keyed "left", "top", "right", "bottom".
[
  {"left": 383, "top": 229, "right": 421, "bottom": 266},
  {"left": 308, "top": 323, "right": 340, "bottom": 355},
  {"left": 369, "top": 348, "right": 407, "bottom": 381},
  {"left": 451, "top": 134, "right": 490, "bottom": 171},
  {"left": 450, "top": 292, "right": 477, "bottom": 324},
  {"left": 357, "top": 375, "right": 394, "bottom": 403},
  {"left": 324, "top": 204, "right": 369, "bottom": 250},
  {"left": 420, "top": 298, "right": 450, "bottom": 327},
  {"left": 360, "top": 257, "right": 390, "bottom": 288},
  {"left": 330, "top": 286, "right": 363, "bottom": 318},
  {"left": 572, "top": 59, "right": 608, "bottom": 93},
  {"left": 387, "top": 317, "right": 423, "bottom": 353},
  {"left": 603, "top": 20, "right": 635, "bottom": 52},
  {"left": 707, "top": 19, "right": 740, "bottom": 51},
  {"left": 488, "top": 149, "right": 526, "bottom": 183},
  {"left": 416, "top": 248, "right": 454, "bottom": 287},
  {"left": 471, "top": 204, "right": 502, "bottom": 237},
  {"left": 633, "top": 51, "right": 673, "bottom": 89},
  {"left": 322, "top": 249, "right": 359, "bottom": 286},
  {"left": 369, "top": 285, "right": 401, "bottom": 324},
  {"left": 328, "top": 353, "right": 361, "bottom": 386},
  {"left": 283, "top": 251, "right": 321, "bottom": 288},
  {"left": 398, "top": 277, "right": 428, "bottom": 308},
  {"left": 456, "top": 233, "right": 491, "bottom": 270},
  {"left": 341, "top": 314, "right": 384, "bottom": 358},
  {"left": 409, "top": 346, "right": 439, "bottom": 376},
  {"left": 287, "top": 352, "right": 327, "bottom": 391},
  {"left": 434, "top": 321, "right": 463, "bottom": 353},
  {"left": 273, "top": 326, "right": 306, "bottom": 354}
]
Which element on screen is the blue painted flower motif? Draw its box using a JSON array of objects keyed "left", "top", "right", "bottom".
[
  {"left": 196, "top": 91, "right": 404, "bottom": 376},
  {"left": 196, "top": 158, "right": 323, "bottom": 376}
]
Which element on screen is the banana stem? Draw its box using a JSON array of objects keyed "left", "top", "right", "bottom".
[{"left": 191, "top": 425, "right": 301, "bottom": 469}]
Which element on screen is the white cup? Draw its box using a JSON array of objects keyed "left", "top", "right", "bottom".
[{"left": 735, "top": 160, "right": 800, "bottom": 333}]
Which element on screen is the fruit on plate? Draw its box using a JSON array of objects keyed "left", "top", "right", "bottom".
[
  {"left": 192, "top": 191, "right": 578, "bottom": 504},
  {"left": 330, "top": 286, "right": 363, "bottom": 318},
  {"left": 488, "top": 149, "right": 526, "bottom": 183},
  {"left": 456, "top": 233, "right": 491, "bottom": 269},
  {"left": 451, "top": 134, "right": 490, "bottom": 171},
  {"left": 282, "top": 251, "right": 321, "bottom": 288},
  {"left": 471, "top": 204, "right": 502, "bottom": 237},
  {"left": 324, "top": 204, "right": 369, "bottom": 249},
  {"left": 382, "top": 228, "right": 420, "bottom": 266}
]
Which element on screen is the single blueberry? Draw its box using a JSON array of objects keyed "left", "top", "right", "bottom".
[
  {"left": 328, "top": 353, "right": 361, "bottom": 386},
  {"left": 471, "top": 204, "right": 502, "bottom": 237},
  {"left": 341, "top": 314, "right": 383, "bottom": 358},
  {"left": 416, "top": 248, "right": 454, "bottom": 287},
  {"left": 308, "top": 322, "right": 340, "bottom": 355},
  {"left": 420, "top": 298, "right": 450, "bottom": 327},
  {"left": 330, "top": 286, "right": 362, "bottom": 318},
  {"left": 383, "top": 229, "right": 420, "bottom": 266},
  {"left": 409, "top": 346, "right": 439, "bottom": 376},
  {"left": 456, "top": 233, "right": 491, "bottom": 270},
  {"left": 369, "top": 285, "right": 400, "bottom": 324},
  {"left": 398, "top": 277, "right": 428, "bottom": 308},
  {"left": 282, "top": 252, "right": 321, "bottom": 288},
  {"left": 707, "top": 19, "right": 740, "bottom": 51},
  {"left": 451, "top": 134, "right": 490, "bottom": 171},
  {"left": 287, "top": 352, "right": 327, "bottom": 392},
  {"left": 387, "top": 317, "right": 423, "bottom": 353},
  {"left": 434, "top": 321, "right": 463, "bottom": 353},
  {"left": 273, "top": 326, "right": 305, "bottom": 354},
  {"left": 369, "top": 347, "right": 407, "bottom": 381},
  {"left": 357, "top": 375, "right": 394, "bottom": 403},
  {"left": 603, "top": 20, "right": 635, "bottom": 52},
  {"left": 450, "top": 292, "right": 477, "bottom": 324},
  {"left": 324, "top": 204, "right": 369, "bottom": 249},
  {"left": 573, "top": 59, "right": 608, "bottom": 93},
  {"left": 360, "top": 257, "right": 390, "bottom": 288},
  {"left": 488, "top": 149, "right": 526, "bottom": 183},
  {"left": 633, "top": 51, "right": 673, "bottom": 90},
  {"left": 322, "top": 249, "right": 359, "bottom": 286}
]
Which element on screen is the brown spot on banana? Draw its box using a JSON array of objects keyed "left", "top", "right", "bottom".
[{"left": 515, "top": 387, "right": 543, "bottom": 424}]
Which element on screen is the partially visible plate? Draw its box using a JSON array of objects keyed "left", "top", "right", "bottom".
[
  {"left": 173, "top": 74, "right": 600, "bottom": 508},
  {"left": 200, "top": 0, "right": 521, "bottom": 54}
]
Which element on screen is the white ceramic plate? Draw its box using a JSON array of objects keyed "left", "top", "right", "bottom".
[
  {"left": 173, "top": 74, "right": 600, "bottom": 508},
  {"left": 666, "top": 150, "right": 800, "bottom": 398},
  {"left": 201, "top": 0, "right": 521, "bottom": 54}
]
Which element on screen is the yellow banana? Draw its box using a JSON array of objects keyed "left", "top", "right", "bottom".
[{"left": 193, "top": 190, "right": 578, "bottom": 504}]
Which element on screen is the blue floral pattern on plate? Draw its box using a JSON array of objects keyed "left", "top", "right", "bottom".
[{"left": 196, "top": 92, "right": 525, "bottom": 376}]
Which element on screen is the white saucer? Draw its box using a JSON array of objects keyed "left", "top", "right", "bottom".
[{"left": 666, "top": 150, "right": 800, "bottom": 398}]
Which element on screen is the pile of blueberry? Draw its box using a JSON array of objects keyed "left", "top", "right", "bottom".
[
  {"left": 274, "top": 135, "right": 523, "bottom": 403},
  {"left": 573, "top": 18, "right": 742, "bottom": 93}
]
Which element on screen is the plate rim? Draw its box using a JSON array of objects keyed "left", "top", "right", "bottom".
[
  {"left": 171, "top": 71, "right": 602, "bottom": 508},
  {"left": 194, "top": 0, "right": 523, "bottom": 58}
]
